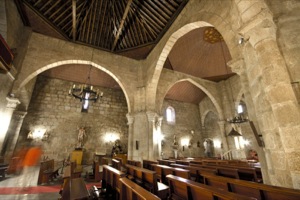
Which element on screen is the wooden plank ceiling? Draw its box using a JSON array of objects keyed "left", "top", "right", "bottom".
[{"left": 17, "top": 0, "right": 188, "bottom": 58}]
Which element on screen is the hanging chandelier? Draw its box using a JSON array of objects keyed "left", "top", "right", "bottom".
[{"left": 69, "top": 66, "right": 103, "bottom": 103}]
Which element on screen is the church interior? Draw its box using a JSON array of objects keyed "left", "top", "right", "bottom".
[{"left": 1, "top": 0, "right": 300, "bottom": 199}]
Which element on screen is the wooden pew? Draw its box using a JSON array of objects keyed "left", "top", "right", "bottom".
[
  {"left": 119, "top": 177, "right": 160, "bottom": 200},
  {"left": 38, "top": 159, "right": 61, "bottom": 185},
  {"left": 86, "top": 161, "right": 101, "bottom": 182},
  {"left": 192, "top": 162, "right": 262, "bottom": 183},
  {"left": 175, "top": 160, "right": 190, "bottom": 165},
  {"left": 102, "top": 164, "right": 126, "bottom": 199},
  {"left": 143, "top": 159, "right": 158, "bottom": 170},
  {"left": 0, "top": 164, "right": 8, "bottom": 179},
  {"left": 125, "top": 164, "right": 169, "bottom": 199},
  {"left": 167, "top": 174, "right": 256, "bottom": 200},
  {"left": 157, "top": 159, "right": 176, "bottom": 166},
  {"left": 112, "top": 158, "right": 121, "bottom": 170},
  {"left": 60, "top": 177, "right": 89, "bottom": 200},
  {"left": 202, "top": 173, "right": 300, "bottom": 200},
  {"left": 127, "top": 159, "right": 142, "bottom": 167},
  {"left": 151, "top": 164, "right": 190, "bottom": 185}
]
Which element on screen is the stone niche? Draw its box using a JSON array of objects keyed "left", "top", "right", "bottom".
[{"left": 16, "top": 75, "right": 128, "bottom": 164}]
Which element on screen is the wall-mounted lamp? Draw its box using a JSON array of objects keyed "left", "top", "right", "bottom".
[
  {"left": 27, "top": 129, "right": 49, "bottom": 141},
  {"left": 238, "top": 34, "right": 249, "bottom": 45},
  {"left": 104, "top": 133, "right": 119, "bottom": 144},
  {"left": 181, "top": 138, "right": 189, "bottom": 151}
]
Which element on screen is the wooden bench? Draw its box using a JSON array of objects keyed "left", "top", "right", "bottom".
[
  {"left": 175, "top": 160, "right": 190, "bottom": 165},
  {"left": 60, "top": 177, "right": 89, "bottom": 200},
  {"left": 151, "top": 164, "right": 190, "bottom": 185},
  {"left": 112, "top": 158, "right": 122, "bottom": 170},
  {"left": 86, "top": 161, "right": 101, "bottom": 182},
  {"left": 127, "top": 159, "right": 142, "bottom": 167},
  {"left": 38, "top": 159, "right": 61, "bottom": 185},
  {"left": 157, "top": 159, "right": 176, "bottom": 166},
  {"left": 142, "top": 159, "right": 158, "bottom": 170},
  {"left": 202, "top": 173, "right": 300, "bottom": 200},
  {"left": 102, "top": 164, "right": 126, "bottom": 199},
  {"left": 167, "top": 174, "right": 256, "bottom": 200},
  {"left": 0, "top": 165, "right": 8, "bottom": 179},
  {"left": 119, "top": 177, "right": 160, "bottom": 200},
  {"left": 191, "top": 162, "right": 261, "bottom": 182},
  {"left": 125, "top": 164, "right": 169, "bottom": 199}
]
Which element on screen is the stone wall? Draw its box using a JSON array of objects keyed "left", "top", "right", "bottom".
[
  {"left": 16, "top": 75, "right": 128, "bottom": 164},
  {"left": 161, "top": 99, "right": 203, "bottom": 158}
]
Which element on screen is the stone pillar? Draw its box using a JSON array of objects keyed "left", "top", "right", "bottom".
[
  {"left": 146, "top": 111, "right": 156, "bottom": 160},
  {"left": 229, "top": 58, "right": 270, "bottom": 183},
  {"left": 1, "top": 110, "right": 27, "bottom": 162},
  {"left": 217, "top": 120, "right": 229, "bottom": 154},
  {"left": 131, "top": 112, "right": 148, "bottom": 161},
  {"left": 126, "top": 113, "right": 134, "bottom": 160},
  {"left": 0, "top": 97, "right": 20, "bottom": 152},
  {"left": 235, "top": 4, "right": 300, "bottom": 186},
  {"left": 155, "top": 116, "right": 163, "bottom": 160}
]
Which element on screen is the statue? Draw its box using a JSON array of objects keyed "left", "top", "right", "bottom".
[
  {"left": 77, "top": 127, "right": 86, "bottom": 148},
  {"left": 111, "top": 139, "right": 123, "bottom": 156},
  {"left": 203, "top": 139, "right": 212, "bottom": 157},
  {"left": 172, "top": 135, "right": 179, "bottom": 158}
]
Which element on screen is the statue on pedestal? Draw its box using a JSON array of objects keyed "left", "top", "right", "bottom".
[
  {"left": 172, "top": 135, "right": 179, "bottom": 158},
  {"left": 77, "top": 127, "right": 86, "bottom": 148}
]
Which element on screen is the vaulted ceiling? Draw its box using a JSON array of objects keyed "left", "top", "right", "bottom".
[{"left": 15, "top": 0, "right": 235, "bottom": 105}]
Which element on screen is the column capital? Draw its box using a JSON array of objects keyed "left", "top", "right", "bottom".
[
  {"left": 227, "top": 58, "right": 245, "bottom": 75},
  {"left": 146, "top": 111, "right": 157, "bottom": 122},
  {"left": 126, "top": 113, "right": 134, "bottom": 125},
  {"left": 6, "top": 97, "right": 20, "bottom": 110}
]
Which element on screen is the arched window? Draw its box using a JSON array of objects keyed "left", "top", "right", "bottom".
[{"left": 166, "top": 106, "right": 175, "bottom": 123}]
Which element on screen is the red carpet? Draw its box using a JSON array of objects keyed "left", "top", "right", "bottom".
[{"left": 0, "top": 183, "right": 100, "bottom": 194}]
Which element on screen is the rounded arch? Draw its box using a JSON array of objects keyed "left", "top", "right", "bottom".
[
  {"left": 148, "top": 9, "right": 242, "bottom": 110},
  {"left": 159, "top": 78, "right": 224, "bottom": 121},
  {"left": 16, "top": 60, "right": 132, "bottom": 112}
]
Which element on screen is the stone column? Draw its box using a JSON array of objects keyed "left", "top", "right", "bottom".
[
  {"left": 146, "top": 111, "right": 156, "bottom": 160},
  {"left": 236, "top": 5, "right": 300, "bottom": 187},
  {"left": 0, "top": 97, "right": 20, "bottom": 152},
  {"left": 217, "top": 120, "right": 229, "bottom": 154},
  {"left": 126, "top": 113, "right": 134, "bottom": 160},
  {"left": 1, "top": 110, "right": 27, "bottom": 162},
  {"left": 229, "top": 58, "right": 270, "bottom": 183},
  {"left": 156, "top": 116, "right": 163, "bottom": 160}
]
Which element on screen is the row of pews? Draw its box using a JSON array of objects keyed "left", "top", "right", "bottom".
[
  {"left": 142, "top": 158, "right": 300, "bottom": 200},
  {"left": 59, "top": 156, "right": 300, "bottom": 200}
]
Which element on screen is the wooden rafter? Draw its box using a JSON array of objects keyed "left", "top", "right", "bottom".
[
  {"left": 111, "top": 0, "right": 133, "bottom": 51},
  {"left": 72, "top": 0, "right": 76, "bottom": 41}
]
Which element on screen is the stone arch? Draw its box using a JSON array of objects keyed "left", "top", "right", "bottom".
[
  {"left": 201, "top": 110, "right": 218, "bottom": 127},
  {"left": 16, "top": 60, "right": 132, "bottom": 112},
  {"left": 158, "top": 78, "right": 224, "bottom": 121},
  {"left": 147, "top": 3, "right": 242, "bottom": 111}
]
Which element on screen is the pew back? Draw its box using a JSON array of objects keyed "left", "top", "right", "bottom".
[
  {"left": 119, "top": 178, "right": 160, "bottom": 200},
  {"left": 203, "top": 173, "right": 300, "bottom": 200},
  {"left": 167, "top": 175, "right": 256, "bottom": 200}
]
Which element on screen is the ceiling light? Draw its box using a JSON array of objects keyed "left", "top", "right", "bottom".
[{"left": 69, "top": 66, "right": 103, "bottom": 103}]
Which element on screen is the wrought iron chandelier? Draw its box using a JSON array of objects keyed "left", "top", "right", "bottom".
[{"left": 69, "top": 66, "right": 103, "bottom": 103}]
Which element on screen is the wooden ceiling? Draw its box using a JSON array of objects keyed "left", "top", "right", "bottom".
[
  {"left": 15, "top": 0, "right": 235, "bottom": 105},
  {"left": 16, "top": 0, "right": 188, "bottom": 59}
]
